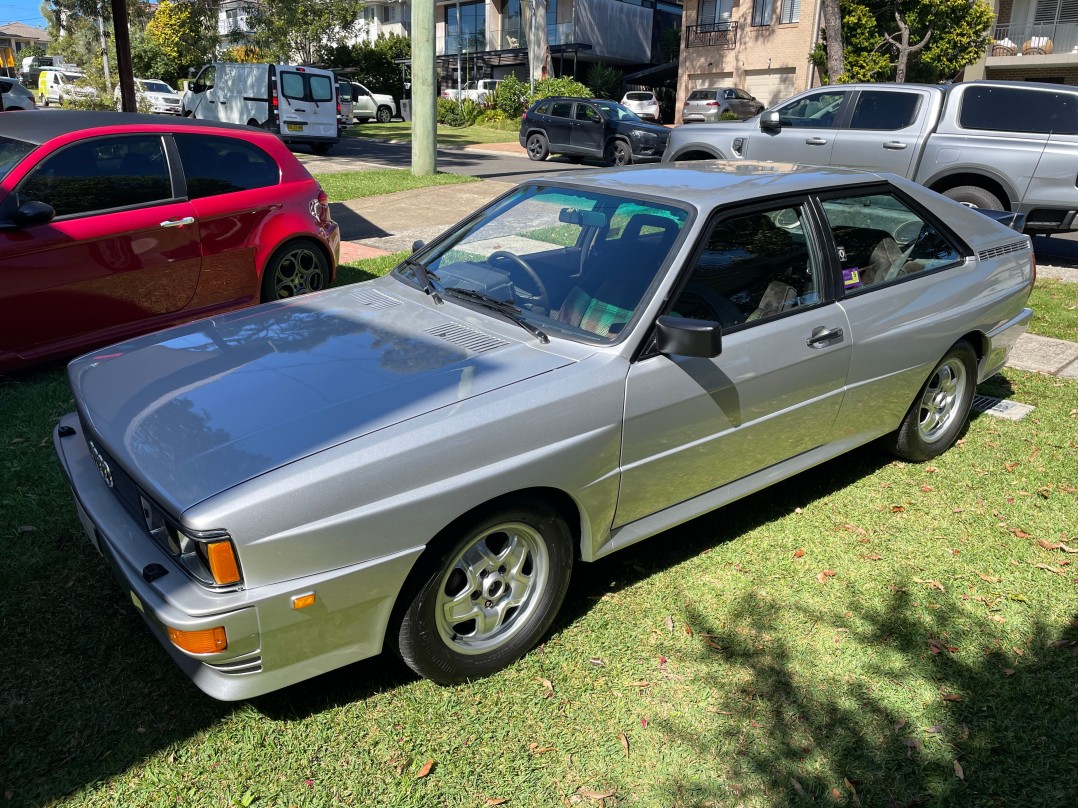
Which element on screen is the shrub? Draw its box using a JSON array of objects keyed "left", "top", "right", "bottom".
[
  {"left": 586, "top": 63, "right": 622, "bottom": 101},
  {"left": 437, "top": 97, "right": 467, "bottom": 126},
  {"left": 529, "top": 75, "right": 592, "bottom": 106},
  {"left": 493, "top": 74, "right": 529, "bottom": 118},
  {"left": 719, "top": 110, "right": 740, "bottom": 121}
]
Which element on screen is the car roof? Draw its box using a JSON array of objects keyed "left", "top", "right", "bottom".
[
  {"left": 536, "top": 161, "right": 889, "bottom": 208},
  {"left": 0, "top": 110, "right": 264, "bottom": 145}
]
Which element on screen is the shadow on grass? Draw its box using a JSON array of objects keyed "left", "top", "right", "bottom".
[{"left": 648, "top": 590, "right": 1078, "bottom": 806}]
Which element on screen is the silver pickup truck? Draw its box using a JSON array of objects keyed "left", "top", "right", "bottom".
[{"left": 664, "top": 80, "right": 1078, "bottom": 233}]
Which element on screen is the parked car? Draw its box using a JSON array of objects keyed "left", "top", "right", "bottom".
[
  {"left": 37, "top": 68, "right": 97, "bottom": 107},
  {"left": 183, "top": 62, "right": 339, "bottom": 155},
  {"left": 621, "top": 90, "right": 661, "bottom": 122},
  {"left": 337, "top": 80, "right": 354, "bottom": 129},
  {"left": 682, "top": 87, "right": 764, "bottom": 122},
  {"left": 118, "top": 79, "right": 183, "bottom": 115},
  {"left": 443, "top": 78, "right": 501, "bottom": 104},
  {"left": 54, "top": 161, "right": 1033, "bottom": 700},
  {"left": 348, "top": 81, "right": 396, "bottom": 123},
  {"left": 665, "top": 80, "right": 1078, "bottom": 233},
  {"left": 520, "top": 97, "right": 669, "bottom": 165},
  {"left": 0, "top": 111, "right": 339, "bottom": 372},
  {"left": 0, "top": 77, "right": 36, "bottom": 111}
]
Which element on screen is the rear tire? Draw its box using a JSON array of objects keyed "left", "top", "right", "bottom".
[
  {"left": 526, "top": 133, "right": 549, "bottom": 161},
  {"left": 942, "top": 185, "right": 1003, "bottom": 211},
  {"left": 260, "top": 239, "right": 330, "bottom": 301},
  {"left": 885, "top": 340, "right": 977, "bottom": 462},
  {"left": 311, "top": 142, "right": 332, "bottom": 156},
  {"left": 376, "top": 106, "right": 392, "bottom": 123},
  {"left": 393, "top": 498, "right": 574, "bottom": 685}
]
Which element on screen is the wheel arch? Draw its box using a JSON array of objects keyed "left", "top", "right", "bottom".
[
  {"left": 668, "top": 145, "right": 726, "bottom": 161},
  {"left": 926, "top": 171, "right": 1015, "bottom": 210},
  {"left": 257, "top": 233, "right": 336, "bottom": 301}
]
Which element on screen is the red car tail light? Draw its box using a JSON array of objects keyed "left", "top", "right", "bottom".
[{"left": 312, "top": 187, "right": 331, "bottom": 225}]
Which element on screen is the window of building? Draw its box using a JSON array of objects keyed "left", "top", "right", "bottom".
[
  {"left": 698, "top": 0, "right": 734, "bottom": 24},
  {"left": 779, "top": 0, "right": 800, "bottom": 23},
  {"left": 751, "top": 0, "right": 772, "bottom": 26},
  {"left": 447, "top": 0, "right": 487, "bottom": 52}
]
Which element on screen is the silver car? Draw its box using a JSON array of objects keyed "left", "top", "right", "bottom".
[
  {"left": 683, "top": 87, "right": 764, "bottom": 122},
  {"left": 55, "top": 163, "right": 1034, "bottom": 700}
]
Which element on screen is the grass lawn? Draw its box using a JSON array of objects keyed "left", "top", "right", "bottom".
[
  {"left": 2, "top": 257, "right": 1077, "bottom": 806},
  {"left": 311, "top": 170, "right": 477, "bottom": 203},
  {"left": 1027, "top": 278, "right": 1078, "bottom": 342},
  {"left": 345, "top": 121, "right": 520, "bottom": 147}
]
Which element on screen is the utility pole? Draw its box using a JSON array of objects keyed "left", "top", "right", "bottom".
[{"left": 411, "top": 0, "right": 436, "bottom": 175}]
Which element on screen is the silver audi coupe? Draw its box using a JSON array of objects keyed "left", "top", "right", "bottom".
[{"left": 55, "top": 162, "right": 1035, "bottom": 700}]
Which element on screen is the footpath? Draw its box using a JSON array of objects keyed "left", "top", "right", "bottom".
[{"left": 331, "top": 152, "right": 1078, "bottom": 380}]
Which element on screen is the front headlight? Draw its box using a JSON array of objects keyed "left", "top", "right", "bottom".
[{"left": 631, "top": 129, "right": 657, "bottom": 140}]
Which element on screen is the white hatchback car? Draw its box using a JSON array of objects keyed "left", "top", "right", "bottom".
[
  {"left": 621, "top": 90, "right": 660, "bottom": 122},
  {"left": 1, "top": 77, "right": 36, "bottom": 111}
]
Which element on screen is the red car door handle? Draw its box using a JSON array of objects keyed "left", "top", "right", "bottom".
[{"left": 160, "top": 217, "right": 195, "bottom": 228}]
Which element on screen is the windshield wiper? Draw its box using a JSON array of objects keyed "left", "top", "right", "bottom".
[
  {"left": 401, "top": 256, "right": 442, "bottom": 304},
  {"left": 441, "top": 288, "right": 549, "bottom": 344}
]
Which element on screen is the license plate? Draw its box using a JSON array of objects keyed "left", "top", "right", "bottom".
[{"left": 287, "top": 123, "right": 304, "bottom": 132}]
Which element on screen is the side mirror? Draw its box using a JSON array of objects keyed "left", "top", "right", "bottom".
[
  {"left": 655, "top": 315, "right": 722, "bottom": 358},
  {"left": 760, "top": 110, "right": 781, "bottom": 131},
  {"left": 14, "top": 200, "right": 55, "bottom": 228},
  {"left": 411, "top": 239, "right": 425, "bottom": 253}
]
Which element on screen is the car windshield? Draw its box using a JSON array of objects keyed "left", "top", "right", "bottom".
[
  {"left": 140, "top": 81, "right": 174, "bottom": 94},
  {"left": 593, "top": 101, "right": 643, "bottom": 122},
  {"left": 394, "top": 184, "right": 690, "bottom": 343},
  {"left": 0, "top": 135, "right": 35, "bottom": 183}
]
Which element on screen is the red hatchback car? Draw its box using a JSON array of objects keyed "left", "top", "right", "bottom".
[{"left": 0, "top": 112, "right": 339, "bottom": 372}]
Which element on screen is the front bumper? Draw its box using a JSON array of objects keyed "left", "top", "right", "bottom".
[{"left": 54, "top": 411, "right": 423, "bottom": 701}]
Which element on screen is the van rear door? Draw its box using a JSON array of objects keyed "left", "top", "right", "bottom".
[{"left": 277, "top": 67, "right": 338, "bottom": 143}]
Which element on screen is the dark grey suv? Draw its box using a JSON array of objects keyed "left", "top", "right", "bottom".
[{"left": 519, "top": 97, "right": 669, "bottom": 166}]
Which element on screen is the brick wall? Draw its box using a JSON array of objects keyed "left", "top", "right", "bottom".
[{"left": 987, "top": 65, "right": 1078, "bottom": 84}]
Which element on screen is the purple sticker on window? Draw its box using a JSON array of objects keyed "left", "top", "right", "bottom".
[{"left": 843, "top": 267, "right": 862, "bottom": 289}]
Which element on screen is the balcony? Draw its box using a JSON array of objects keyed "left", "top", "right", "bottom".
[
  {"left": 436, "top": 23, "right": 577, "bottom": 56},
  {"left": 988, "top": 22, "right": 1078, "bottom": 57},
  {"left": 685, "top": 21, "right": 738, "bottom": 49}
]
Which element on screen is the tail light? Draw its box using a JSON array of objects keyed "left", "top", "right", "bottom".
[
  {"left": 522, "top": 111, "right": 527, "bottom": 121},
  {"left": 312, "top": 186, "right": 331, "bottom": 225},
  {"left": 706, "top": 101, "right": 719, "bottom": 107}
]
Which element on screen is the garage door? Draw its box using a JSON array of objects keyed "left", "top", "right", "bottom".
[{"left": 743, "top": 68, "right": 798, "bottom": 108}]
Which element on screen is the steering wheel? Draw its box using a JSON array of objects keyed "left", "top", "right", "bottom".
[{"left": 488, "top": 250, "right": 549, "bottom": 310}]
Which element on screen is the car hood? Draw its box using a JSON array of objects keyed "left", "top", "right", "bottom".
[
  {"left": 68, "top": 282, "right": 575, "bottom": 513},
  {"left": 611, "top": 120, "right": 669, "bottom": 138}
]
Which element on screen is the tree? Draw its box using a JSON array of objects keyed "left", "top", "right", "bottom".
[
  {"left": 820, "top": 0, "right": 844, "bottom": 84},
  {"left": 323, "top": 34, "right": 411, "bottom": 104},
  {"left": 245, "top": 0, "right": 365, "bottom": 64},
  {"left": 143, "top": 0, "right": 218, "bottom": 82},
  {"left": 811, "top": 0, "right": 993, "bottom": 84},
  {"left": 520, "top": 0, "right": 553, "bottom": 81}
]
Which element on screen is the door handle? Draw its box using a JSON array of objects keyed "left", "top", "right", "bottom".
[
  {"left": 160, "top": 217, "right": 195, "bottom": 228},
  {"left": 805, "top": 137, "right": 828, "bottom": 146},
  {"left": 806, "top": 326, "right": 844, "bottom": 348},
  {"left": 883, "top": 141, "right": 908, "bottom": 150}
]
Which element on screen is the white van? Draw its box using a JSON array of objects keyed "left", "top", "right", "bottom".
[
  {"left": 183, "top": 62, "right": 339, "bottom": 154},
  {"left": 37, "top": 68, "right": 97, "bottom": 106}
]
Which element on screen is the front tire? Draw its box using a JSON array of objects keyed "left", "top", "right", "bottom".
[
  {"left": 394, "top": 499, "right": 574, "bottom": 685},
  {"left": 886, "top": 340, "right": 977, "bottom": 462},
  {"left": 526, "top": 133, "right": 549, "bottom": 161},
  {"left": 942, "top": 185, "right": 1003, "bottom": 211},
  {"left": 260, "top": 239, "right": 329, "bottom": 301},
  {"left": 376, "top": 105, "right": 392, "bottom": 123},
  {"left": 605, "top": 139, "right": 632, "bottom": 166},
  {"left": 310, "top": 142, "right": 332, "bottom": 156}
]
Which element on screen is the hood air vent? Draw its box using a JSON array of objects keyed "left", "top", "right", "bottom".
[
  {"left": 426, "top": 323, "right": 509, "bottom": 353},
  {"left": 350, "top": 288, "right": 402, "bottom": 309},
  {"left": 977, "top": 240, "right": 1029, "bottom": 261}
]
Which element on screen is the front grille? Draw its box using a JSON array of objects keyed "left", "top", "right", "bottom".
[{"left": 977, "top": 240, "right": 1028, "bottom": 261}]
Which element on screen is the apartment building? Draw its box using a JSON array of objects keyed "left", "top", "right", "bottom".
[
  {"left": 432, "top": 0, "right": 681, "bottom": 89},
  {"left": 677, "top": 0, "right": 819, "bottom": 122},
  {"left": 359, "top": 0, "right": 412, "bottom": 45},
  {"left": 973, "top": 0, "right": 1078, "bottom": 84}
]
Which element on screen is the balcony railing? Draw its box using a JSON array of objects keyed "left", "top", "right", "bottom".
[
  {"left": 685, "top": 21, "right": 738, "bottom": 49},
  {"left": 988, "top": 22, "right": 1078, "bottom": 56},
  {"left": 436, "top": 23, "right": 577, "bottom": 55}
]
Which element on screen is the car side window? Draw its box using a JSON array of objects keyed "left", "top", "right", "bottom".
[
  {"left": 551, "top": 101, "right": 572, "bottom": 118},
  {"left": 17, "top": 135, "right": 172, "bottom": 218},
  {"left": 848, "top": 90, "right": 922, "bottom": 130},
  {"left": 173, "top": 134, "right": 280, "bottom": 199},
  {"left": 778, "top": 90, "right": 847, "bottom": 128},
  {"left": 534, "top": 101, "right": 550, "bottom": 115},
  {"left": 820, "top": 192, "right": 962, "bottom": 292},
  {"left": 195, "top": 65, "right": 215, "bottom": 92},
  {"left": 671, "top": 204, "right": 821, "bottom": 328},
  {"left": 575, "top": 104, "right": 600, "bottom": 123},
  {"left": 959, "top": 86, "right": 1078, "bottom": 134}
]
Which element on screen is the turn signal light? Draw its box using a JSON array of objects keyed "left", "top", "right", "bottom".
[
  {"left": 206, "top": 540, "right": 241, "bottom": 585},
  {"left": 167, "top": 625, "right": 227, "bottom": 654}
]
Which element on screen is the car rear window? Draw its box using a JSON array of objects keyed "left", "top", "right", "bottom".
[
  {"left": 959, "top": 86, "right": 1078, "bottom": 134},
  {"left": 688, "top": 90, "right": 716, "bottom": 101},
  {"left": 280, "top": 71, "right": 334, "bottom": 103},
  {"left": 174, "top": 134, "right": 280, "bottom": 199},
  {"left": 0, "top": 135, "right": 35, "bottom": 183},
  {"left": 625, "top": 92, "right": 653, "bottom": 101}
]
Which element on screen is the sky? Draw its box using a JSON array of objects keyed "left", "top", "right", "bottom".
[{"left": 1, "top": 0, "right": 47, "bottom": 29}]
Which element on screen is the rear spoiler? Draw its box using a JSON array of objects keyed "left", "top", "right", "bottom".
[{"left": 974, "top": 209, "right": 1026, "bottom": 232}]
